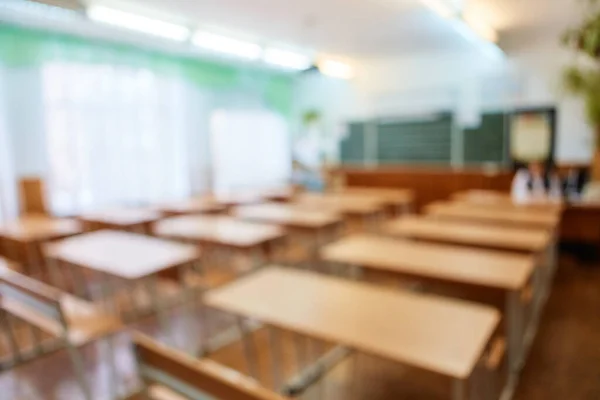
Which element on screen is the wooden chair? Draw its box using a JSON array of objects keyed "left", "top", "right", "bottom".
[
  {"left": 0, "top": 267, "right": 121, "bottom": 400},
  {"left": 125, "top": 332, "right": 290, "bottom": 400}
]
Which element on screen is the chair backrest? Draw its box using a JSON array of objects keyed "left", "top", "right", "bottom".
[
  {"left": 0, "top": 269, "right": 65, "bottom": 328},
  {"left": 133, "top": 332, "right": 289, "bottom": 400}
]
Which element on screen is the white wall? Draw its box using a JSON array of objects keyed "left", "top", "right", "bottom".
[
  {"left": 502, "top": 30, "right": 595, "bottom": 163},
  {"left": 338, "top": 35, "right": 596, "bottom": 164},
  {"left": 292, "top": 73, "right": 367, "bottom": 163}
]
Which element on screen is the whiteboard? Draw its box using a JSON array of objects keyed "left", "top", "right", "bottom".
[{"left": 210, "top": 110, "right": 292, "bottom": 193}]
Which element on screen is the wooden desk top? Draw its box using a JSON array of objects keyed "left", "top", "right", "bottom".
[
  {"left": 258, "top": 186, "right": 296, "bottom": 201},
  {"left": 154, "top": 216, "right": 285, "bottom": 247},
  {"left": 232, "top": 204, "right": 341, "bottom": 229},
  {"left": 567, "top": 200, "right": 600, "bottom": 211},
  {"left": 45, "top": 230, "right": 199, "bottom": 279},
  {"left": 322, "top": 235, "right": 534, "bottom": 290},
  {"left": 425, "top": 202, "right": 559, "bottom": 229},
  {"left": 338, "top": 187, "right": 414, "bottom": 205},
  {"left": 294, "top": 193, "right": 384, "bottom": 215},
  {"left": 385, "top": 216, "right": 550, "bottom": 253},
  {"left": 0, "top": 216, "right": 82, "bottom": 242},
  {"left": 154, "top": 199, "right": 226, "bottom": 215},
  {"left": 205, "top": 192, "right": 265, "bottom": 207},
  {"left": 205, "top": 267, "right": 500, "bottom": 379},
  {"left": 452, "top": 191, "right": 564, "bottom": 212},
  {"left": 79, "top": 209, "right": 163, "bottom": 227}
]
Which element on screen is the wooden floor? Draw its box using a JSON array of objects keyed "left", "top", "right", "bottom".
[{"left": 0, "top": 255, "right": 598, "bottom": 400}]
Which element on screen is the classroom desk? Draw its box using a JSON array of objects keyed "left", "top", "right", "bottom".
[
  {"left": 385, "top": 216, "right": 550, "bottom": 255},
  {"left": 44, "top": 231, "right": 197, "bottom": 399},
  {"left": 336, "top": 187, "right": 415, "bottom": 215},
  {"left": 451, "top": 190, "right": 565, "bottom": 219},
  {"left": 77, "top": 209, "right": 163, "bottom": 234},
  {"left": 259, "top": 187, "right": 296, "bottom": 202},
  {"left": 293, "top": 193, "right": 386, "bottom": 231},
  {"left": 232, "top": 204, "right": 343, "bottom": 265},
  {"left": 452, "top": 190, "right": 564, "bottom": 212},
  {"left": 424, "top": 202, "right": 559, "bottom": 230},
  {"left": 232, "top": 204, "right": 341, "bottom": 230},
  {"left": 321, "top": 234, "right": 535, "bottom": 376},
  {"left": 207, "top": 192, "right": 265, "bottom": 208},
  {"left": 561, "top": 200, "right": 600, "bottom": 243},
  {"left": 384, "top": 216, "right": 553, "bottom": 324},
  {"left": 44, "top": 230, "right": 200, "bottom": 332},
  {"left": 0, "top": 215, "right": 83, "bottom": 277},
  {"left": 205, "top": 266, "right": 501, "bottom": 400},
  {"left": 154, "top": 216, "right": 286, "bottom": 285},
  {"left": 154, "top": 199, "right": 226, "bottom": 217}
]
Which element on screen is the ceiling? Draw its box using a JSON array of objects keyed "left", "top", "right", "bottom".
[
  {"left": 96, "top": 0, "right": 478, "bottom": 57},
  {"left": 91, "top": 0, "right": 582, "bottom": 59},
  {"left": 470, "top": 0, "right": 582, "bottom": 33}
]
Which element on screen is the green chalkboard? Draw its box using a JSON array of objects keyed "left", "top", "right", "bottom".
[
  {"left": 340, "top": 122, "right": 366, "bottom": 163},
  {"left": 376, "top": 114, "right": 453, "bottom": 164},
  {"left": 463, "top": 112, "right": 507, "bottom": 164}
]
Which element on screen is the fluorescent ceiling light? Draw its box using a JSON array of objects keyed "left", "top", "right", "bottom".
[
  {"left": 421, "top": 0, "right": 460, "bottom": 18},
  {"left": 87, "top": 5, "right": 189, "bottom": 41},
  {"left": 263, "top": 48, "right": 312, "bottom": 70},
  {"left": 318, "top": 60, "right": 354, "bottom": 80},
  {"left": 464, "top": 13, "right": 498, "bottom": 43},
  {"left": 192, "top": 31, "right": 262, "bottom": 60},
  {"left": 449, "top": 19, "right": 504, "bottom": 60}
]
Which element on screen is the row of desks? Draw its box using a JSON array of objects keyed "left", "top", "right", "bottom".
[
  {"left": 0, "top": 188, "right": 557, "bottom": 400},
  {"left": 203, "top": 191, "right": 559, "bottom": 400},
  {"left": 0, "top": 189, "right": 410, "bottom": 399}
]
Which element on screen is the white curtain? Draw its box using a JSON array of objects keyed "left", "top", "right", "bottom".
[
  {"left": 210, "top": 109, "right": 292, "bottom": 193},
  {"left": 41, "top": 62, "right": 194, "bottom": 215},
  {"left": 0, "top": 68, "right": 18, "bottom": 222}
]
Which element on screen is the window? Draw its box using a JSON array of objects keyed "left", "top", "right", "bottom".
[{"left": 41, "top": 62, "right": 191, "bottom": 215}]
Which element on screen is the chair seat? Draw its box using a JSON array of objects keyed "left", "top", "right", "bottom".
[{"left": 1, "top": 294, "right": 121, "bottom": 346}]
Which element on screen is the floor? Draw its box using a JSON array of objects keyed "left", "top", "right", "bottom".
[{"left": 0, "top": 254, "right": 599, "bottom": 400}]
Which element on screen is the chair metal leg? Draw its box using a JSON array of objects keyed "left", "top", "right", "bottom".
[{"left": 64, "top": 338, "right": 92, "bottom": 400}]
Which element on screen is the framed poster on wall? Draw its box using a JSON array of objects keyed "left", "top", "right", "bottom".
[{"left": 510, "top": 107, "right": 556, "bottom": 167}]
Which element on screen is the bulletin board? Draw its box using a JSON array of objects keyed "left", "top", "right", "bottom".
[{"left": 509, "top": 107, "right": 556, "bottom": 167}]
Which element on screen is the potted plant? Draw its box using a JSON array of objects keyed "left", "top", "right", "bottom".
[{"left": 562, "top": 0, "right": 600, "bottom": 180}]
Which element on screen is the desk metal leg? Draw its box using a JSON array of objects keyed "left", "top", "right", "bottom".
[
  {"left": 351, "top": 353, "right": 361, "bottom": 400},
  {"left": 46, "top": 257, "right": 63, "bottom": 291},
  {"left": 26, "top": 242, "right": 42, "bottom": 280},
  {"left": 236, "top": 317, "right": 259, "bottom": 380},
  {"left": 70, "top": 264, "right": 88, "bottom": 300},
  {"left": 452, "top": 378, "right": 468, "bottom": 400},
  {"left": 64, "top": 335, "right": 92, "bottom": 400},
  {"left": 179, "top": 263, "right": 196, "bottom": 354},
  {"left": 196, "top": 297, "right": 210, "bottom": 357},
  {"left": 268, "top": 327, "right": 283, "bottom": 391},
  {"left": 98, "top": 274, "right": 117, "bottom": 400},
  {"left": 294, "top": 332, "right": 307, "bottom": 370},
  {"left": 146, "top": 275, "right": 169, "bottom": 342},
  {"left": 506, "top": 290, "right": 523, "bottom": 372},
  {"left": 249, "top": 246, "right": 264, "bottom": 271}
]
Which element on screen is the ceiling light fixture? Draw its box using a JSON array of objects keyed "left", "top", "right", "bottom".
[
  {"left": 421, "top": 0, "right": 502, "bottom": 60},
  {"left": 318, "top": 60, "right": 354, "bottom": 80},
  {"left": 192, "top": 31, "right": 262, "bottom": 60},
  {"left": 463, "top": 13, "right": 498, "bottom": 43},
  {"left": 449, "top": 18, "right": 503, "bottom": 60},
  {"left": 420, "top": 0, "right": 460, "bottom": 18},
  {"left": 263, "top": 48, "right": 312, "bottom": 70},
  {"left": 87, "top": 5, "right": 189, "bottom": 41}
]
